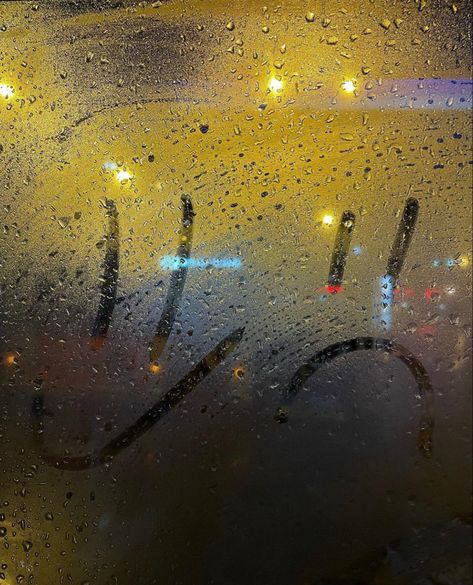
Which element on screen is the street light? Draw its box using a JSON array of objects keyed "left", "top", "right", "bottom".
[
  {"left": 323, "top": 214, "right": 334, "bottom": 226},
  {"left": 269, "top": 76, "right": 283, "bottom": 92},
  {"left": 116, "top": 169, "right": 132, "bottom": 183},
  {"left": 0, "top": 83, "right": 14, "bottom": 98},
  {"left": 341, "top": 79, "right": 356, "bottom": 93}
]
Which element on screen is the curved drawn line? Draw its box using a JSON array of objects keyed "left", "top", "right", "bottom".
[
  {"left": 328, "top": 211, "right": 356, "bottom": 287},
  {"left": 90, "top": 199, "right": 119, "bottom": 350},
  {"left": 149, "top": 194, "right": 194, "bottom": 365},
  {"left": 386, "top": 198, "right": 419, "bottom": 283},
  {"left": 31, "top": 327, "right": 245, "bottom": 471},
  {"left": 276, "top": 337, "right": 434, "bottom": 457},
  {"left": 72, "top": 98, "right": 211, "bottom": 128}
]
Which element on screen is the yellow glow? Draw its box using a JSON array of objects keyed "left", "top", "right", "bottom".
[
  {"left": 4, "top": 352, "right": 16, "bottom": 366},
  {"left": 323, "top": 214, "right": 334, "bottom": 225},
  {"left": 0, "top": 83, "right": 14, "bottom": 99},
  {"left": 341, "top": 79, "right": 356, "bottom": 93},
  {"left": 269, "top": 77, "right": 283, "bottom": 92},
  {"left": 233, "top": 366, "right": 245, "bottom": 379},
  {"left": 116, "top": 170, "right": 132, "bottom": 182},
  {"left": 458, "top": 255, "right": 470, "bottom": 268},
  {"left": 149, "top": 363, "right": 161, "bottom": 375}
]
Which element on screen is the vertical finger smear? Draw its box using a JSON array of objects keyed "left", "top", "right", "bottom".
[
  {"left": 90, "top": 199, "right": 119, "bottom": 350},
  {"left": 386, "top": 198, "right": 420, "bottom": 282},
  {"left": 149, "top": 194, "right": 194, "bottom": 366},
  {"left": 327, "top": 211, "right": 356, "bottom": 293},
  {"left": 376, "top": 198, "right": 419, "bottom": 330}
]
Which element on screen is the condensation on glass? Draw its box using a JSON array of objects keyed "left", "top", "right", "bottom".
[{"left": 0, "top": 1, "right": 471, "bottom": 584}]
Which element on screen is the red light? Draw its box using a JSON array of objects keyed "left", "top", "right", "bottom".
[
  {"left": 424, "top": 288, "right": 440, "bottom": 300},
  {"left": 418, "top": 325, "right": 435, "bottom": 336},
  {"left": 326, "top": 285, "right": 343, "bottom": 295},
  {"left": 394, "top": 286, "right": 415, "bottom": 298},
  {"left": 90, "top": 336, "right": 106, "bottom": 351}
]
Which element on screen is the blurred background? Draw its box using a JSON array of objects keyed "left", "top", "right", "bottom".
[{"left": 0, "top": 1, "right": 471, "bottom": 584}]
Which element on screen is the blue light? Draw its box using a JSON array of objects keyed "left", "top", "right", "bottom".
[
  {"left": 375, "top": 275, "right": 395, "bottom": 330},
  {"left": 432, "top": 259, "right": 442, "bottom": 268},
  {"left": 160, "top": 256, "right": 242, "bottom": 270},
  {"left": 446, "top": 258, "right": 456, "bottom": 268},
  {"left": 353, "top": 245, "right": 363, "bottom": 256}
]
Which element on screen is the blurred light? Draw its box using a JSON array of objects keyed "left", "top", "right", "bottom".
[
  {"left": 446, "top": 258, "right": 456, "bottom": 267},
  {"left": 90, "top": 336, "right": 106, "bottom": 351},
  {"left": 233, "top": 367, "right": 245, "bottom": 380},
  {"left": 418, "top": 325, "right": 436, "bottom": 337},
  {"left": 446, "top": 285, "right": 456, "bottom": 295},
  {"left": 116, "top": 170, "right": 132, "bottom": 182},
  {"left": 353, "top": 245, "right": 363, "bottom": 256},
  {"left": 341, "top": 79, "right": 356, "bottom": 93},
  {"left": 431, "top": 259, "right": 442, "bottom": 268},
  {"left": 149, "top": 363, "right": 161, "bottom": 375},
  {"left": 103, "top": 161, "right": 118, "bottom": 171},
  {"left": 4, "top": 352, "right": 17, "bottom": 366},
  {"left": 322, "top": 214, "right": 334, "bottom": 225},
  {"left": 326, "top": 284, "right": 343, "bottom": 295},
  {"left": 269, "top": 77, "right": 283, "bottom": 92},
  {"left": 458, "top": 255, "right": 470, "bottom": 268},
  {"left": 160, "top": 256, "right": 241, "bottom": 270},
  {"left": 425, "top": 288, "right": 441, "bottom": 300},
  {"left": 0, "top": 83, "right": 14, "bottom": 98},
  {"left": 376, "top": 275, "right": 395, "bottom": 330}
]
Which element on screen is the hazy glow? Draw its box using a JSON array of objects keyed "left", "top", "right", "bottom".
[
  {"left": 0, "top": 83, "right": 14, "bottom": 98},
  {"left": 149, "top": 363, "right": 161, "bottom": 375},
  {"left": 322, "top": 214, "right": 334, "bottom": 226},
  {"left": 269, "top": 77, "right": 283, "bottom": 92},
  {"left": 116, "top": 170, "right": 132, "bottom": 182},
  {"left": 4, "top": 352, "right": 16, "bottom": 366},
  {"left": 233, "top": 367, "right": 245, "bottom": 379},
  {"left": 341, "top": 79, "right": 356, "bottom": 93}
]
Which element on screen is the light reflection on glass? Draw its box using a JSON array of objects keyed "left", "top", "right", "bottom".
[{"left": 160, "top": 256, "right": 242, "bottom": 270}]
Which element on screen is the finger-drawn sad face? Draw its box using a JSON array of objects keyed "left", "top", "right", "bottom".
[{"left": 0, "top": 4, "right": 471, "bottom": 583}]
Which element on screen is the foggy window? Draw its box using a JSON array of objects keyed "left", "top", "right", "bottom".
[{"left": 0, "top": 1, "right": 471, "bottom": 584}]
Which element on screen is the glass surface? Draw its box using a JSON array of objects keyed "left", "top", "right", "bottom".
[{"left": 0, "top": 1, "right": 471, "bottom": 584}]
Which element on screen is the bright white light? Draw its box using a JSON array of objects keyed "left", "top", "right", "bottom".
[
  {"left": 0, "top": 84, "right": 14, "bottom": 98},
  {"left": 116, "top": 170, "right": 132, "bottom": 182},
  {"left": 341, "top": 79, "right": 356, "bottom": 93},
  {"left": 269, "top": 77, "right": 283, "bottom": 92},
  {"left": 322, "top": 214, "right": 334, "bottom": 226}
]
